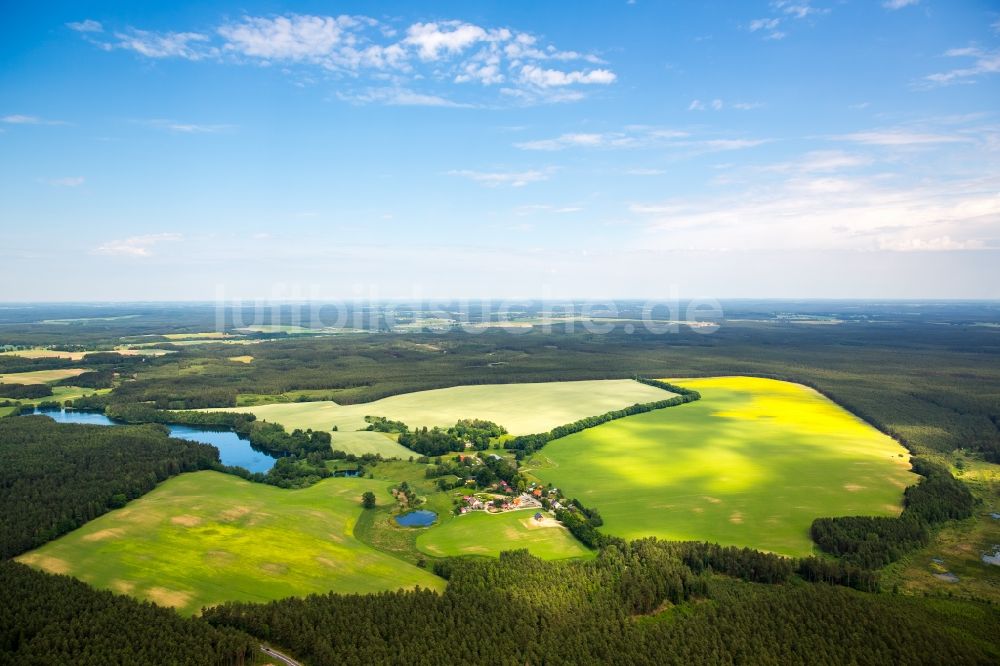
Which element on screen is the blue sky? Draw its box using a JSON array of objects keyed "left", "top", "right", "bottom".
[{"left": 2, "top": 1, "right": 999, "bottom": 300}]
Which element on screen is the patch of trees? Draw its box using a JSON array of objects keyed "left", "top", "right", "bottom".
[
  {"left": 57, "top": 369, "right": 113, "bottom": 388},
  {"left": 203, "top": 542, "right": 998, "bottom": 665},
  {"left": 451, "top": 418, "right": 506, "bottom": 449},
  {"left": 505, "top": 379, "right": 700, "bottom": 457},
  {"left": 811, "top": 458, "right": 976, "bottom": 568},
  {"left": 0, "top": 383, "right": 52, "bottom": 399},
  {"left": 363, "top": 415, "right": 408, "bottom": 433},
  {"left": 369, "top": 417, "right": 507, "bottom": 454},
  {"left": 0, "top": 416, "right": 219, "bottom": 558},
  {"left": 0, "top": 561, "right": 256, "bottom": 665},
  {"left": 398, "top": 427, "right": 465, "bottom": 456}
]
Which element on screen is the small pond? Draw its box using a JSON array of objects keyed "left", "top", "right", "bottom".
[
  {"left": 27, "top": 409, "right": 279, "bottom": 473},
  {"left": 333, "top": 469, "right": 360, "bottom": 477},
  {"left": 395, "top": 510, "right": 437, "bottom": 527}
]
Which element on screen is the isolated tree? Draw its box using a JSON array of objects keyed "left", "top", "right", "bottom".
[{"left": 361, "top": 491, "right": 376, "bottom": 509}]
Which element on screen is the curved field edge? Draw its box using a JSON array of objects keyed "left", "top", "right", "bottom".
[
  {"left": 16, "top": 471, "right": 443, "bottom": 616},
  {"left": 528, "top": 376, "right": 916, "bottom": 557}
]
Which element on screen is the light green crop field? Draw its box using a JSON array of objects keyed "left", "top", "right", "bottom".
[
  {"left": 226, "top": 379, "right": 672, "bottom": 443},
  {"left": 331, "top": 431, "right": 417, "bottom": 458},
  {"left": 417, "top": 510, "right": 593, "bottom": 560},
  {"left": 528, "top": 376, "right": 915, "bottom": 557},
  {"left": 0, "top": 368, "right": 88, "bottom": 384},
  {"left": 0, "top": 348, "right": 90, "bottom": 360},
  {"left": 17, "top": 471, "right": 443, "bottom": 616},
  {"left": 20, "top": 386, "right": 112, "bottom": 406}
]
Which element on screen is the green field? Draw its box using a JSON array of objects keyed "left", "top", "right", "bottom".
[
  {"left": 19, "top": 385, "right": 112, "bottom": 406},
  {"left": 417, "top": 510, "right": 593, "bottom": 560},
  {"left": 330, "top": 430, "right": 417, "bottom": 458},
  {"left": 228, "top": 379, "right": 671, "bottom": 441},
  {"left": 17, "top": 471, "right": 443, "bottom": 615},
  {"left": 0, "top": 368, "right": 88, "bottom": 384},
  {"left": 528, "top": 376, "right": 915, "bottom": 557},
  {"left": 0, "top": 348, "right": 90, "bottom": 360}
]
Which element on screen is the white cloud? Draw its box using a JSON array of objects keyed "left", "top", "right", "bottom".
[
  {"left": 688, "top": 99, "right": 705, "bottom": 111},
  {"left": 518, "top": 65, "right": 616, "bottom": 87},
  {"left": 923, "top": 47, "right": 1000, "bottom": 86},
  {"left": 772, "top": 1, "right": 827, "bottom": 20},
  {"left": 140, "top": 119, "right": 234, "bottom": 133},
  {"left": 404, "top": 21, "right": 503, "bottom": 60},
  {"left": 338, "top": 88, "right": 471, "bottom": 107},
  {"left": 94, "top": 233, "right": 183, "bottom": 257},
  {"left": 702, "top": 139, "right": 769, "bottom": 151},
  {"left": 514, "top": 128, "right": 689, "bottom": 151},
  {"left": 114, "top": 29, "right": 213, "bottom": 59},
  {"left": 47, "top": 177, "right": 85, "bottom": 187},
  {"left": 836, "top": 129, "right": 969, "bottom": 146},
  {"left": 763, "top": 150, "right": 871, "bottom": 173},
  {"left": 883, "top": 0, "right": 918, "bottom": 9},
  {"left": 515, "top": 204, "right": 583, "bottom": 215},
  {"left": 733, "top": 101, "right": 764, "bottom": 110},
  {"left": 219, "top": 15, "right": 355, "bottom": 61},
  {"left": 1, "top": 114, "right": 67, "bottom": 125},
  {"left": 81, "top": 14, "right": 613, "bottom": 106},
  {"left": 748, "top": 18, "right": 780, "bottom": 32},
  {"left": 448, "top": 169, "right": 552, "bottom": 187},
  {"left": 513, "top": 127, "right": 759, "bottom": 154},
  {"left": 748, "top": 2, "right": 826, "bottom": 40},
  {"left": 630, "top": 174, "right": 1000, "bottom": 253},
  {"left": 67, "top": 19, "right": 103, "bottom": 33}
]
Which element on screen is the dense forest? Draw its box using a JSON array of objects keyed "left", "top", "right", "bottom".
[
  {"left": 204, "top": 543, "right": 999, "bottom": 665},
  {"left": 0, "top": 561, "right": 256, "bottom": 665},
  {"left": 0, "top": 416, "right": 218, "bottom": 558}
]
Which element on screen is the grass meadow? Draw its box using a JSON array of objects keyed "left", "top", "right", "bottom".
[
  {"left": 417, "top": 510, "right": 594, "bottom": 560},
  {"left": 17, "top": 471, "right": 443, "bottom": 615},
  {"left": 528, "top": 377, "right": 915, "bottom": 557}
]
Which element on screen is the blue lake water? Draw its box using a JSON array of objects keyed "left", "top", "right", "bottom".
[
  {"left": 394, "top": 510, "right": 437, "bottom": 527},
  {"left": 30, "top": 409, "right": 279, "bottom": 473}
]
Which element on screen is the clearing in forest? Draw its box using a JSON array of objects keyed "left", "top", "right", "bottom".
[
  {"left": 529, "top": 376, "right": 915, "bottom": 557},
  {"left": 17, "top": 471, "right": 443, "bottom": 615}
]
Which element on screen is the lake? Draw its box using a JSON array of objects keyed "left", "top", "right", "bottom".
[
  {"left": 395, "top": 510, "right": 437, "bottom": 527},
  {"left": 30, "top": 409, "right": 279, "bottom": 473}
]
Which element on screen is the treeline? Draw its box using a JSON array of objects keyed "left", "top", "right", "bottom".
[
  {"left": 504, "top": 378, "right": 700, "bottom": 457},
  {"left": 0, "top": 561, "right": 256, "bottom": 665},
  {"left": 0, "top": 383, "right": 52, "bottom": 399},
  {"left": 811, "top": 458, "right": 976, "bottom": 568},
  {"left": 57, "top": 369, "right": 113, "bottom": 388},
  {"left": 554, "top": 498, "right": 881, "bottom": 592},
  {"left": 0, "top": 416, "right": 219, "bottom": 558},
  {"left": 204, "top": 542, "right": 998, "bottom": 665}
]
